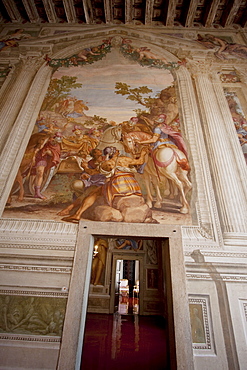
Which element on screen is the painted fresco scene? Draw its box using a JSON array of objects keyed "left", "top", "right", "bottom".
[
  {"left": 0, "top": 295, "right": 67, "bottom": 337},
  {"left": 3, "top": 38, "right": 192, "bottom": 225},
  {"left": 224, "top": 90, "right": 247, "bottom": 165}
]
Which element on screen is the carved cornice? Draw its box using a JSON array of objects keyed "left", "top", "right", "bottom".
[
  {"left": 0, "top": 264, "right": 72, "bottom": 273},
  {"left": 182, "top": 226, "right": 215, "bottom": 241},
  {"left": 0, "top": 334, "right": 61, "bottom": 343},
  {"left": 0, "top": 289, "right": 68, "bottom": 298},
  {"left": 0, "top": 218, "right": 76, "bottom": 234},
  {"left": 0, "top": 219, "right": 77, "bottom": 246},
  {"left": 186, "top": 273, "right": 247, "bottom": 282},
  {"left": 185, "top": 56, "right": 247, "bottom": 80},
  {"left": 185, "top": 250, "right": 247, "bottom": 258},
  {"left": 0, "top": 243, "right": 75, "bottom": 250}
]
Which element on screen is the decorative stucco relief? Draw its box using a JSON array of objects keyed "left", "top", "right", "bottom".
[{"left": 0, "top": 294, "right": 67, "bottom": 339}]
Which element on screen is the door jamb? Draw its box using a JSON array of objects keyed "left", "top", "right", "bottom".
[{"left": 57, "top": 221, "right": 194, "bottom": 370}]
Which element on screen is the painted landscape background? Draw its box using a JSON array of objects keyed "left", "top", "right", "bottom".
[{"left": 3, "top": 40, "right": 192, "bottom": 225}]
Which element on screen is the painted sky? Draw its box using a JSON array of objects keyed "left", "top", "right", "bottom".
[{"left": 53, "top": 48, "right": 174, "bottom": 123}]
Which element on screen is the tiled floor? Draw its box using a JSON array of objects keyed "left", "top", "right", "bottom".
[{"left": 80, "top": 311, "right": 170, "bottom": 369}]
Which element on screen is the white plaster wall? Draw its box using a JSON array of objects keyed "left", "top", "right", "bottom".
[
  {"left": 187, "top": 278, "right": 228, "bottom": 370},
  {"left": 0, "top": 341, "right": 59, "bottom": 370},
  {"left": 226, "top": 282, "right": 247, "bottom": 369}
]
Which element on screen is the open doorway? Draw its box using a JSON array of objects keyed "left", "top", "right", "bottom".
[
  {"left": 115, "top": 259, "right": 140, "bottom": 315},
  {"left": 80, "top": 236, "right": 171, "bottom": 369},
  {"left": 58, "top": 226, "right": 194, "bottom": 370}
]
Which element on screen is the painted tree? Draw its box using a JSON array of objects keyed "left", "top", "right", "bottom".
[
  {"left": 84, "top": 115, "right": 108, "bottom": 131},
  {"left": 41, "top": 76, "right": 83, "bottom": 111},
  {"left": 115, "top": 82, "right": 157, "bottom": 114},
  {"left": 115, "top": 82, "right": 177, "bottom": 120}
]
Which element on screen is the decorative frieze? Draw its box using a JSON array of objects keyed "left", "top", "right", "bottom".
[
  {"left": 0, "top": 218, "right": 75, "bottom": 233},
  {"left": 0, "top": 264, "right": 72, "bottom": 273},
  {"left": 187, "top": 273, "right": 247, "bottom": 282},
  {"left": 0, "top": 334, "right": 61, "bottom": 342},
  {"left": 0, "top": 219, "right": 77, "bottom": 246},
  {"left": 185, "top": 250, "right": 247, "bottom": 259},
  {"left": 0, "top": 243, "right": 75, "bottom": 251},
  {"left": 0, "top": 289, "right": 68, "bottom": 298}
]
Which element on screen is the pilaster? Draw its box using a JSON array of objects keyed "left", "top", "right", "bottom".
[
  {"left": 174, "top": 65, "right": 223, "bottom": 248},
  {"left": 0, "top": 62, "right": 52, "bottom": 213},
  {"left": 189, "top": 60, "right": 247, "bottom": 243},
  {"left": 0, "top": 55, "right": 44, "bottom": 155}
]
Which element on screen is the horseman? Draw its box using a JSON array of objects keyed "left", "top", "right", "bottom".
[
  {"left": 132, "top": 114, "right": 188, "bottom": 176},
  {"left": 138, "top": 114, "right": 188, "bottom": 157},
  {"left": 132, "top": 114, "right": 191, "bottom": 215}
]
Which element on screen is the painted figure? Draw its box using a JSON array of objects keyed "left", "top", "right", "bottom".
[
  {"left": 116, "top": 239, "right": 142, "bottom": 251},
  {"left": 7, "top": 131, "right": 55, "bottom": 204},
  {"left": 136, "top": 47, "right": 168, "bottom": 63},
  {"left": 62, "top": 125, "right": 96, "bottom": 156},
  {"left": 31, "top": 132, "right": 62, "bottom": 199},
  {"left": 134, "top": 114, "right": 191, "bottom": 213},
  {"left": 0, "top": 29, "right": 31, "bottom": 52},
  {"left": 60, "top": 146, "right": 149, "bottom": 223},
  {"left": 197, "top": 34, "right": 247, "bottom": 60},
  {"left": 190, "top": 307, "right": 206, "bottom": 343},
  {"left": 91, "top": 239, "right": 108, "bottom": 285},
  {"left": 57, "top": 148, "right": 106, "bottom": 216}
]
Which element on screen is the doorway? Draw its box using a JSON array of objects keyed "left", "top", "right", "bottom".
[
  {"left": 57, "top": 226, "right": 194, "bottom": 370},
  {"left": 110, "top": 253, "right": 144, "bottom": 315},
  {"left": 80, "top": 239, "right": 170, "bottom": 369},
  {"left": 115, "top": 259, "right": 140, "bottom": 315}
]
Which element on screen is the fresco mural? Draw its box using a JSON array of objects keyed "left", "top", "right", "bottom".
[
  {"left": 0, "top": 29, "right": 32, "bottom": 52},
  {"left": 3, "top": 38, "right": 192, "bottom": 225},
  {"left": 0, "top": 295, "right": 67, "bottom": 337},
  {"left": 189, "top": 303, "right": 206, "bottom": 344},
  {"left": 196, "top": 34, "right": 247, "bottom": 60},
  {"left": 225, "top": 91, "right": 247, "bottom": 164}
]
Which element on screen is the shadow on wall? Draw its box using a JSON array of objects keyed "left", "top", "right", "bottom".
[{"left": 190, "top": 249, "right": 240, "bottom": 370}]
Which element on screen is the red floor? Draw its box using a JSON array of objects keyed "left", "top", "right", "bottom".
[{"left": 80, "top": 312, "right": 170, "bottom": 370}]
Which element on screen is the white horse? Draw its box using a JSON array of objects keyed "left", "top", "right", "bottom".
[
  {"left": 123, "top": 130, "right": 192, "bottom": 214},
  {"left": 96, "top": 125, "right": 125, "bottom": 153},
  {"left": 143, "top": 147, "right": 192, "bottom": 214},
  {"left": 98, "top": 126, "right": 192, "bottom": 214}
]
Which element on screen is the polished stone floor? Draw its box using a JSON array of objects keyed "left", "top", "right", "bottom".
[{"left": 80, "top": 309, "right": 170, "bottom": 369}]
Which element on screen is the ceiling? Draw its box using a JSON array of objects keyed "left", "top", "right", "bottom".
[{"left": 0, "top": 0, "right": 246, "bottom": 29}]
